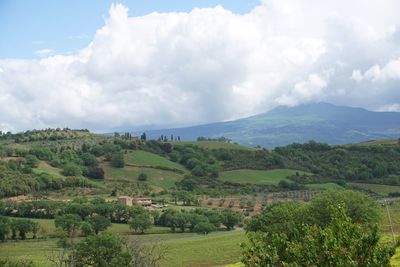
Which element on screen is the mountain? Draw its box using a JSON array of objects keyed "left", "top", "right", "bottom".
[{"left": 138, "top": 103, "right": 400, "bottom": 148}]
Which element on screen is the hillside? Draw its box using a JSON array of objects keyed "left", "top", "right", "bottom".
[{"left": 140, "top": 103, "right": 400, "bottom": 148}]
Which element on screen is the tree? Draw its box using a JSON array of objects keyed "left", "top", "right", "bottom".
[
  {"left": 55, "top": 214, "right": 82, "bottom": 241},
  {"left": 62, "top": 163, "right": 82, "bottom": 176},
  {"left": 0, "top": 216, "right": 10, "bottom": 242},
  {"left": 138, "top": 173, "right": 148, "bottom": 181},
  {"left": 242, "top": 205, "right": 397, "bottom": 267},
  {"left": 140, "top": 132, "right": 147, "bottom": 141},
  {"left": 31, "top": 221, "right": 40, "bottom": 239},
  {"left": 87, "top": 215, "right": 111, "bottom": 235},
  {"left": 75, "top": 233, "right": 131, "bottom": 267},
  {"left": 221, "top": 210, "right": 242, "bottom": 230},
  {"left": 187, "top": 213, "right": 208, "bottom": 232},
  {"left": 11, "top": 219, "right": 35, "bottom": 240},
  {"left": 25, "top": 154, "right": 39, "bottom": 168},
  {"left": 111, "top": 152, "right": 125, "bottom": 168},
  {"left": 81, "top": 222, "right": 93, "bottom": 237},
  {"left": 193, "top": 222, "right": 215, "bottom": 235},
  {"left": 82, "top": 153, "right": 98, "bottom": 167},
  {"left": 129, "top": 212, "right": 153, "bottom": 234},
  {"left": 245, "top": 202, "right": 308, "bottom": 240},
  {"left": 175, "top": 213, "right": 188, "bottom": 232},
  {"left": 86, "top": 166, "right": 105, "bottom": 179},
  {"left": 308, "top": 190, "right": 381, "bottom": 227}
]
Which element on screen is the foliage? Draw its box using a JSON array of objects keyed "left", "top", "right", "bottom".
[
  {"left": 110, "top": 152, "right": 125, "bottom": 168},
  {"left": 193, "top": 222, "right": 215, "bottom": 235},
  {"left": 242, "top": 205, "right": 397, "bottom": 267},
  {"left": 55, "top": 214, "right": 82, "bottom": 239},
  {"left": 75, "top": 233, "right": 131, "bottom": 267},
  {"left": 129, "top": 212, "right": 153, "bottom": 233},
  {"left": 87, "top": 215, "right": 111, "bottom": 234},
  {"left": 221, "top": 210, "right": 243, "bottom": 230}
]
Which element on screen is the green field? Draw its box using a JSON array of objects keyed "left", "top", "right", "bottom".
[
  {"left": 219, "top": 169, "right": 305, "bottom": 185},
  {"left": 175, "top": 141, "right": 256, "bottom": 150},
  {"left": 306, "top": 183, "right": 343, "bottom": 190},
  {"left": 125, "top": 150, "right": 186, "bottom": 171},
  {"left": 0, "top": 228, "right": 245, "bottom": 267},
  {"left": 102, "top": 164, "right": 183, "bottom": 190},
  {"left": 348, "top": 183, "right": 400, "bottom": 196},
  {"left": 32, "top": 161, "right": 64, "bottom": 178}
]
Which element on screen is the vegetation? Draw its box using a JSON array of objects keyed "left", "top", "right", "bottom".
[
  {"left": 1, "top": 129, "right": 400, "bottom": 266},
  {"left": 242, "top": 190, "right": 395, "bottom": 266}
]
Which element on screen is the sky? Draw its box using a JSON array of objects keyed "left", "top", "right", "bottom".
[{"left": 0, "top": 0, "right": 400, "bottom": 132}]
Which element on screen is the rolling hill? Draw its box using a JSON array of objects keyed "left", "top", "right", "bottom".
[{"left": 140, "top": 103, "right": 400, "bottom": 148}]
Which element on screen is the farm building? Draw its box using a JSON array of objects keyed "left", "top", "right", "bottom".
[{"left": 117, "top": 196, "right": 161, "bottom": 209}]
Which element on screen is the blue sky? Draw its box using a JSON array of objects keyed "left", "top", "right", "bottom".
[{"left": 0, "top": 0, "right": 259, "bottom": 59}]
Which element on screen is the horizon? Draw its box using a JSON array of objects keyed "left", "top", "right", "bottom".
[
  {"left": 3, "top": 101, "right": 399, "bottom": 134},
  {"left": 1, "top": 0, "right": 400, "bottom": 132}
]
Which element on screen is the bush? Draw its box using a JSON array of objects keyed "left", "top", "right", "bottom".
[
  {"left": 62, "top": 163, "right": 82, "bottom": 176},
  {"left": 138, "top": 173, "right": 148, "bottom": 181},
  {"left": 111, "top": 152, "right": 125, "bottom": 168},
  {"left": 86, "top": 167, "right": 105, "bottom": 180}
]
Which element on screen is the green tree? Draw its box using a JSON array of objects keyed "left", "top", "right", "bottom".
[
  {"left": 87, "top": 215, "right": 111, "bottom": 235},
  {"left": 309, "top": 190, "right": 381, "bottom": 227},
  {"left": 81, "top": 222, "right": 93, "bottom": 237},
  {"left": 129, "top": 212, "right": 153, "bottom": 234},
  {"left": 62, "top": 163, "right": 82, "bottom": 176},
  {"left": 75, "top": 233, "right": 131, "bottom": 267},
  {"left": 221, "top": 210, "right": 242, "bottom": 230},
  {"left": 86, "top": 166, "right": 105, "bottom": 179},
  {"left": 242, "top": 205, "right": 397, "bottom": 267},
  {"left": 245, "top": 202, "right": 308, "bottom": 240},
  {"left": 55, "top": 214, "right": 82, "bottom": 240},
  {"left": 175, "top": 213, "right": 188, "bottom": 232},
  {"left": 111, "top": 152, "right": 125, "bottom": 168},
  {"left": 0, "top": 216, "right": 10, "bottom": 242},
  {"left": 25, "top": 154, "right": 39, "bottom": 168},
  {"left": 193, "top": 222, "right": 215, "bottom": 235},
  {"left": 11, "top": 219, "right": 35, "bottom": 240}
]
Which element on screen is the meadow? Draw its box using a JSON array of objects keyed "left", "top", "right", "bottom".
[
  {"left": 102, "top": 164, "right": 183, "bottom": 190},
  {"left": 0, "top": 219, "right": 245, "bottom": 267},
  {"left": 348, "top": 183, "right": 400, "bottom": 196},
  {"left": 125, "top": 150, "right": 186, "bottom": 171},
  {"left": 219, "top": 169, "right": 305, "bottom": 185}
]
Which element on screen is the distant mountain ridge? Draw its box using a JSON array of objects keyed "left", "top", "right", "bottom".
[{"left": 137, "top": 103, "right": 400, "bottom": 148}]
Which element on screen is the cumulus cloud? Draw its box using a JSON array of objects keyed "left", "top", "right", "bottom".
[
  {"left": 352, "top": 57, "right": 400, "bottom": 82},
  {"left": 1, "top": 0, "right": 400, "bottom": 132}
]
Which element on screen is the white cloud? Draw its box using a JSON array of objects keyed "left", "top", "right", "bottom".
[
  {"left": 352, "top": 57, "right": 400, "bottom": 82},
  {"left": 1, "top": 0, "right": 400, "bottom": 132},
  {"left": 35, "top": 49, "right": 56, "bottom": 57}
]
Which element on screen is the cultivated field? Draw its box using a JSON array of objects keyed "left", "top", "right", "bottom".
[{"left": 219, "top": 169, "right": 305, "bottom": 185}]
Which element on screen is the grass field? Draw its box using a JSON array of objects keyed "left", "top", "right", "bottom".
[
  {"left": 306, "top": 183, "right": 343, "bottom": 190},
  {"left": 174, "top": 141, "right": 256, "bottom": 150},
  {"left": 32, "top": 161, "right": 64, "bottom": 178},
  {"left": 102, "top": 164, "right": 183, "bottom": 190},
  {"left": 0, "top": 228, "right": 245, "bottom": 267},
  {"left": 348, "top": 183, "right": 400, "bottom": 196},
  {"left": 219, "top": 169, "right": 305, "bottom": 185},
  {"left": 125, "top": 150, "right": 186, "bottom": 171}
]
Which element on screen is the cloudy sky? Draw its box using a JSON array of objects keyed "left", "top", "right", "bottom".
[{"left": 1, "top": 0, "right": 400, "bottom": 132}]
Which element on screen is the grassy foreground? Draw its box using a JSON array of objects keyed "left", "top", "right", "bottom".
[{"left": 0, "top": 229, "right": 245, "bottom": 267}]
